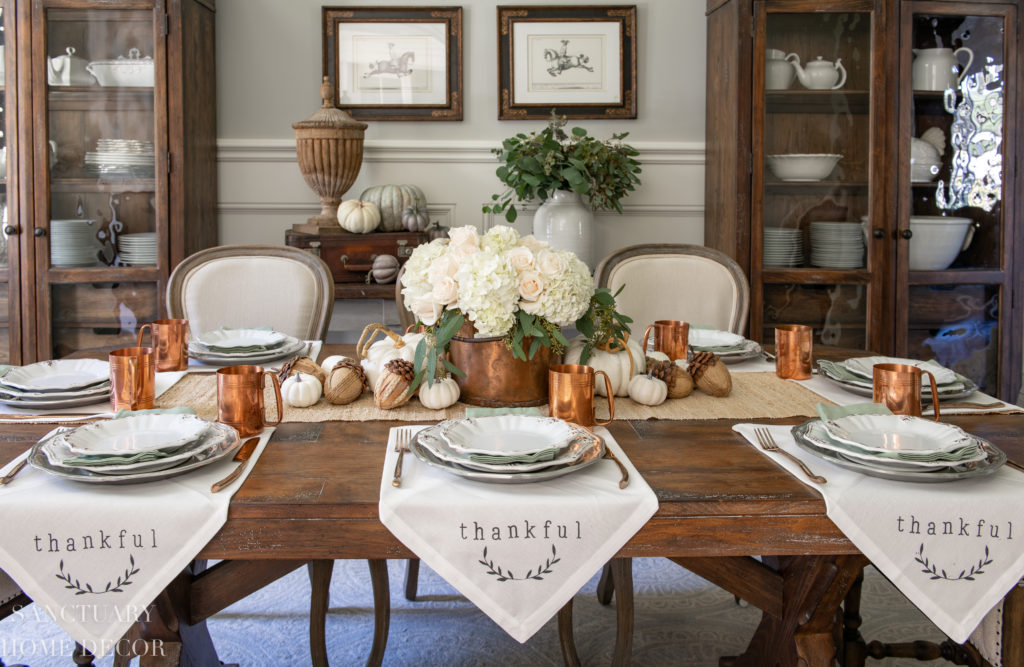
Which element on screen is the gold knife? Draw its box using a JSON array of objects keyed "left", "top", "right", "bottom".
[{"left": 210, "top": 436, "right": 261, "bottom": 493}]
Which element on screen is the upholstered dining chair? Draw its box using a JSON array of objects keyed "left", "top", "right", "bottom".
[{"left": 167, "top": 244, "right": 358, "bottom": 667}]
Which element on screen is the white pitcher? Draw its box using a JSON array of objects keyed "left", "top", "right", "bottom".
[
  {"left": 765, "top": 49, "right": 799, "bottom": 90},
  {"left": 912, "top": 47, "right": 973, "bottom": 91}
]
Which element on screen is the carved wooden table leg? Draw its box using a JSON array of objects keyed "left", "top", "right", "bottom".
[
  {"left": 557, "top": 598, "right": 582, "bottom": 667},
  {"left": 596, "top": 561, "right": 615, "bottom": 605},
  {"left": 841, "top": 567, "right": 868, "bottom": 667},
  {"left": 366, "top": 559, "right": 390, "bottom": 667},
  {"left": 308, "top": 560, "right": 333, "bottom": 667},
  {"left": 611, "top": 557, "right": 634, "bottom": 666}
]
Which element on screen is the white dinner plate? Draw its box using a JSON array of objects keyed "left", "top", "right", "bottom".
[
  {"left": 187, "top": 336, "right": 304, "bottom": 364},
  {"left": 196, "top": 328, "right": 288, "bottom": 350},
  {"left": 801, "top": 420, "right": 984, "bottom": 469},
  {"left": 841, "top": 356, "right": 958, "bottom": 385},
  {"left": 820, "top": 414, "right": 975, "bottom": 456},
  {"left": 0, "top": 359, "right": 110, "bottom": 392},
  {"left": 688, "top": 328, "right": 745, "bottom": 348},
  {"left": 438, "top": 415, "right": 578, "bottom": 457},
  {"left": 64, "top": 413, "right": 211, "bottom": 456},
  {"left": 418, "top": 424, "right": 598, "bottom": 472},
  {"left": 816, "top": 360, "right": 978, "bottom": 401},
  {"left": 42, "top": 424, "right": 222, "bottom": 474},
  {"left": 0, "top": 381, "right": 110, "bottom": 400}
]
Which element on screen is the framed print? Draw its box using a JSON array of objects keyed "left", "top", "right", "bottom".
[
  {"left": 323, "top": 6, "right": 463, "bottom": 121},
  {"left": 497, "top": 5, "right": 637, "bottom": 120}
]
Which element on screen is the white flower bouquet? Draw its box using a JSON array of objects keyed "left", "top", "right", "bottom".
[{"left": 400, "top": 225, "right": 594, "bottom": 387}]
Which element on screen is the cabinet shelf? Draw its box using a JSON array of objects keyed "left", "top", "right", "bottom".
[
  {"left": 47, "top": 266, "right": 159, "bottom": 282},
  {"left": 49, "top": 177, "right": 155, "bottom": 193},
  {"left": 762, "top": 267, "right": 872, "bottom": 283},
  {"left": 766, "top": 89, "right": 870, "bottom": 113},
  {"left": 47, "top": 87, "right": 154, "bottom": 112},
  {"left": 764, "top": 180, "right": 868, "bottom": 192}
]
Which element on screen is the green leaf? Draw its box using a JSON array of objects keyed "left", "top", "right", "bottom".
[
  {"left": 579, "top": 344, "right": 593, "bottom": 366},
  {"left": 407, "top": 370, "right": 424, "bottom": 395},
  {"left": 527, "top": 337, "right": 543, "bottom": 360},
  {"left": 441, "top": 357, "right": 466, "bottom": 378},
  {"left": 550, "top": 327, "right": 568, "bottom": 346},
  {"left": 575, "top": 316, "right": 594, "bottom": 338},
  {"left": 505, "top": 207, "right": 518, "bottom": 223},
  {"left": 517, "top": 156, "right": 543, "bottom": 173},
  {"left": 571, "top": 127, "right": 587, "bottom": 137}
]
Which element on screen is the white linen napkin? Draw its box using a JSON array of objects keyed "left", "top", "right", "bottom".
[
  {"left": 379, "top": 425, "right": 657, "bottom": 643},
  {"left": 733, "top": 422, "right": 1024, "bottom": 643},
  {"left": 0, "top": 426, "right": 274, "bottom": 658},
  {"left": 0, "top": 371, "right": 188, "bottom": 422},
  {"left": 186, "top": 340, "right": 322, "bottom": 372}
]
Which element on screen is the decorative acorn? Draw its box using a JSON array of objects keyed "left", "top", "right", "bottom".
[
  {"left": 279, "top": 355, "right": 326, "bottom": 387},
  {"left": 688, "top": 350, "right": 732, "bottom": 397},
  {"left": 324, "top": 358, "right": 368, "bottom": 405},
  {"left": 647, "top": 358, "right": 695, "bottom": 399},
  {"left": 374, "top": 358, "right": 415, "bottom": 409}
]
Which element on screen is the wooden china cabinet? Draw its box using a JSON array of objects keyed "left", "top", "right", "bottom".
[
  {"left": 705, "top": 0, "right": 1023, "bottom": 400},
  {"left": 0, "top": 0, "right": 215, "bottom": 365}
]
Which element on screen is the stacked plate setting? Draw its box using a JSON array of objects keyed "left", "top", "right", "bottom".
[
  {"left": 28, "top": 413, "right": 243, "bottom": 484},
  {"left": 188, "top": 328, "right": 305, "bottom": 365},
  {"left": 763, "top": 227, "right": 803, "bottom": 267},
  {"left": 809, "top": 221, "right": 865, "bottom": 269},
  {"left": 817, "top": 355, "right": 978, "bottom": 400},
  {"left": 688, "top": 328, "right": 763, "bottom": 364},
  {"left": 792, "top": 414, "right": 1005, "bottom": 483},
  {"left": 84, "top": 138, "right": 155, "bottom": 178},
  {"left": 412, "top": 415, "right": 607, "bottom": 484},
  {"left": 50, "top": 219, "right": 100, "bottom": 267},
  {"left": 118, "top": 232, "right": 157, "bottom": 266},
  {"left": 0, "top": 359, "right": 110, "bottom": 409}
]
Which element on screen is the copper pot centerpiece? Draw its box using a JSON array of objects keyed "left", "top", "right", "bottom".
[
  {"left": 447, "top": 323, "right": 551, "bottom": 407},
  {"left": 292, "top": 76, "right": 368, "bottom": 232}
]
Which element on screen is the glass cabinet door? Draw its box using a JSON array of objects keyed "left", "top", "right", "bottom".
[
  {"left": 0, "top": 1, "right": 19, "bottom": 364},
  {"left": 35, "top": 3, "right": 165, "bottom": 359},
  {"left": 897, "top": 4, "right": 1015, "bottom": 394},
  {"left": 754, "top": 6, "right": 885, "bottom": 352}
]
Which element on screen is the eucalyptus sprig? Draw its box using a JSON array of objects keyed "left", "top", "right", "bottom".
[
  {"left": 573, "top": 286, "right": 633, "bottom": 365},
  {"left": 507, "top": 310, "right": 569, "bottom": 362},
  {"left": 483, "top": 111, "right": 642, "bottom": 223},
  {"left": 408, "top": 309, "right": 466, "bottom": 395}
]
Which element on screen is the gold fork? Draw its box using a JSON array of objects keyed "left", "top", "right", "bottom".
[
  {"left": 754, "top": 427, "right": 826, "bottom": 484},
  {"left": 392, "top": 427, "right": 411, "bottom": 487}
]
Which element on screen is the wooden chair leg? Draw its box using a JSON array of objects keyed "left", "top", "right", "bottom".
[
  {"left": 557, "top": 598, "right": 582, "bottom": 667},
  {"left": 611, "top": 558, "right": 634, "bottom": 666},
  {"left": 366, "top": 559, "right": 390, "bottom": 667},
  {"left": 842, "top": 567, "right": 868, "bottom": 667},
  {"left": 596, "top": 561, "right": 615, "bottom": 605},
  {"left": 308, "top": 559, "right": 333, "bottom": 667},
  {"left": 403, "top": 558, "right": 420, "bottom": 601}
]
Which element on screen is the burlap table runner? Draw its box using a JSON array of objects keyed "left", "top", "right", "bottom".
[{"left": 155, "top": 371, "right": 831, "bottom": 422}]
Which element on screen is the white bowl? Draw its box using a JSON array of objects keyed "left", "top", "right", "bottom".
[
  {"left": 766, "top": 154, "right": 842, "bottom": 181},
  {"left": 908, "top": 216, "right": 974, "bottom": 270}
]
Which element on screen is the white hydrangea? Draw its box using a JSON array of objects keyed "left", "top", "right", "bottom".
[
  {"left": 454, "top": 249, "right": 519, "bottom": 337},
  {"left": 481, "top": 224, "right": 520, "bottom": 255},
  {"left": 401, "top": 238, "right": 450, "bottom": 308},
  {"left": 519, "top": 251, "right": 593, "bottom": 326}
]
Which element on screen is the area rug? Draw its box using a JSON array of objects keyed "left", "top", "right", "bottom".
[{"left": 0, "top": 558, "right": 944, "bottom": 666}]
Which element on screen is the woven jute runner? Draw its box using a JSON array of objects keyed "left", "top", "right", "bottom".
[{"left": 155, "top": 371, "right": 831, "bottom": 422}]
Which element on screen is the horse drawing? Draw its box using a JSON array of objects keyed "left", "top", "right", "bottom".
[
  {"left": 364, "top": 43, "right": 416, "bottom": 79},
  {"left": 543, "top": 40, "right": 594, "bottom": 77}
]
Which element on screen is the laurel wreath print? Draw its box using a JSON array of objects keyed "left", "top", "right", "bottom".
[
  {"left": 914, "top": 543, "right": 993, "bottom": 582},
  {"left": 479, "top": 544, "right": 560, "bottom": 582},
  {"left": 56, "top": 554, "right": 140, "bottom": 595}
]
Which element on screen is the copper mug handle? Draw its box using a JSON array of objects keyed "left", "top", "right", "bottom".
[
  {"left": 136, "top": 323, "right": 151, "bottom": 349},
  {"left": 594, "top": 370, "right": 615, "bottom": 426},
  {"left": 922, "top": 369, "right": 940, "bottom": 421},
  {"left": 261, "top": 371, "right": 284, "bottom": 428},
  {"left": 641, "top": 324, "right": 654, "bottom": 356}
]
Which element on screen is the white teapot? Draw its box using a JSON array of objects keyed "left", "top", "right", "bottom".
[
  {"left": 912, "top": 47, "right": 973, "bottom": 91},
  {"left": 792, "top": 56, "right": 847, "bottom": 90}
]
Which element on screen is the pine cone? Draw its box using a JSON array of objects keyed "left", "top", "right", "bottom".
[
  {"left": 384, "top": 358, "right": 416, "bottom": 382},
  {"left": 688, "top": 351, "right": 716, "bottom": 382},
  {"left": 647, "top": 359, "right": 677, "bottom": 391}
]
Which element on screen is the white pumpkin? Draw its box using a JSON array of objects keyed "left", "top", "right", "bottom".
[
  {"left": 357, "top": 323, "right": 424, "bottom": 387},
  {"left": 418, "top": 375, "right": 460, "bottom": 410},
  {"left": 628, "top": 374, "right": 668, "bottom": 406},
  {"left": 563, "top": 335, "right": 645, "bottom": 397},
  {"left": 320, "top": 354, "right": 352, "bottom": 374},
  {"left": 337, "top": 199, "right": 381, "bottom": 234},
  {"left": 281, "top": 372, "right": 322, "bottom": 408}
]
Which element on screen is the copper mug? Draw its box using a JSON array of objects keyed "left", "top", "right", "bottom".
[
  {"left": 548, "top": 364, "right": 615, "bottom": 428},
  {"left": 775, "top": 324, "right": 813, "bottom": 380},
  {"left": 136, "top": 319, "right": 189, "bottom": 372},
  {"left": 216, "top": 365, "right": 283, "bottom": 437},
  {"left": 641, "top": 320, "right": 690, "bottom": 361},
  {"left": 109, "top": 346, "right": 156, "bottom": 411},
  {"left": 873, "top": 363, "right": 941, "bottom": 420}
]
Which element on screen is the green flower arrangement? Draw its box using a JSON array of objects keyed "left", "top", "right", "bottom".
[{"left": 483, "top": 112, "right": 642, "bottom": 223}]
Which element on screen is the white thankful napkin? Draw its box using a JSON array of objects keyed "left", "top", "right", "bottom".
[
  {"left": 733, "top": 422, "right": 1024, "bottom": 643},
  {"left": 379, "top": 425, "right": 657, "bottom": 643},
  {"left": 0, "top": 426, "right": 274, "bottom": 658}
]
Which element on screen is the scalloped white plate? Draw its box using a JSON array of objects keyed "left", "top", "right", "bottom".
[
  {"left": 820, "top": 414, "right": 974, "bottom": 455},
  {"left": 841, "top": 356, "right": 958, "bottom": 385},
  {"left": 0, "top": 359, "right": 110, "bottom": 392},
  {"left": 196, "top": 328, "right": 287, "bottom": 350},
  {"left": 438, "top": 416, "right": 578, "bottom": 457},
  {"left": 64, "top": 413, "right": 211, "bottom": 456}
]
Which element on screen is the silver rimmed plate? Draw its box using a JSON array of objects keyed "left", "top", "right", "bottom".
[
  {"left": 195, "top": 328, "right": 288, "bottom": 350},
  {"left": 438, "top": 415, "right": 578, "bottom": 457},
  {"left": 419, "top": 425, "right": 599, "bottom": 473},
  {"left": 816, "top": 360, "right": 978, "bottom": 401},
  {"left": 820, "top": 414, "right": 975, "bottom": 456},
  {"left": 800, "top": 420, "right": 984, "bottom": 470},
  {"left": 0, "top": 381, "right": 110, "bottom": 400},
  {"left": 791, "top": 420, "right": 1005, "bottom": 483},
  {"left": 42, "top": 424, "right": 222, "bottom": 475},
  {"left": 410, "top": 430, "right": 606, "bottom": 484},
  {"left": 28, "top": 422, "right": 242, "bottom": 484},
  {"left": 0, "top": 359, "right": 110, "bottom": 392},
  {"left": 0, "top": 392, "right": 110, "bottom": 410},
  {"left": 687, "top": 329, "right": 763, "bottom": 363},
  {"left": 63, "top": 413, "right": 211, "bottom": 456},
  {"left": 188, "top": 336, "right": 304, "bottom": 364}
]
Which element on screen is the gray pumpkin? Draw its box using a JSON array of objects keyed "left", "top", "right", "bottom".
[
  {"left": 402, "top": 203, "right": 430, "bottom": 232},
  {"left": 371, "top": 254, "right": 400, "bottom": 284}
]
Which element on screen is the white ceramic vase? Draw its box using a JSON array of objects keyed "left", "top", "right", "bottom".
[{"left": 532, "top": 190, "right": 594, "bottom": 267}]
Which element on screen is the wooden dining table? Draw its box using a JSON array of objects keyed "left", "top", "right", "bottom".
[{"left": 2, "top": 346, "right": 1022, "bottom": 667}]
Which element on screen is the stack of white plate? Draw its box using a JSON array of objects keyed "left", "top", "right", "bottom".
[
  {"left": 809, "top": 221, "right": 864, "bottom": 268},
  {"left": 188, "top": 327, "right": 305, "bottom": 365},
  {"left": 84, "top": 138, "right": 155, "bottom": 178},
  {"left": 763, "top": 227, "right": 803, "bottom": 267},
  {"left": 50, "top": 219, "right": 99, "bottom": 267},
  {"left": 688, "top": 328, "right": 763, "bottom": 364},
  {"left": 119, "top": 232, "right": 157, "bottom": 266},
  {"left": 792, "top": 414, "right": 1005, "bottom": 483},
  {"left": 27, "top": 413, "right": 243, "bottom": 484},
  {"left": 816, "top": 355, "right": 978, "bottom": 400},
  {"left": 411, "top": 415, "right": 606, "bottom": 484},
  {"left": 0, "top": 359, "right": 110, "bottom": 409}
]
